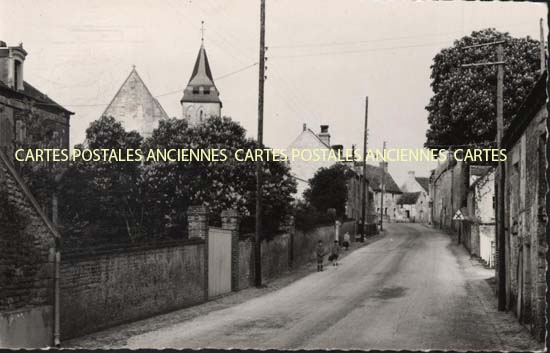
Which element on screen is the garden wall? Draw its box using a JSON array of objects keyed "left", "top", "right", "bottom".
[{"left": 60, "top": 240, "right": 206, "bottom": 339}]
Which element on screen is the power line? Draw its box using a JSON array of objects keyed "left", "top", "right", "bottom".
[
  {"left": 27, "top": 62, "right": 259, "bottom": 108},
  {"left": 269, "top": 21, "right": 536, "bottom": 50},
  {"left": 270, "top": 41, "right": 455, "bottom": 59}
]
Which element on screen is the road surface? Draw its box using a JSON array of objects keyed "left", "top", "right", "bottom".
[{"left": 126, "top": 223, "right": 539, "bottom": 351}]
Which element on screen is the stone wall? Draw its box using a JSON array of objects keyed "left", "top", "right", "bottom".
[
  {"left": 503, "top": 104, "right": 546, "bottom": 341},
  {"left": 60, "top": 240, "right": 206, "bottom": 340},
  {"left": 237, "top": 238, "right": 252, "bottom": 290},
  {"left": 0, "top": 150, "right": 58, "bottom": 348},
  {"left": 261, "top": 234, "right": 291, "bottom": 280},
  {"left": 292, "top": 224, "right": 335, "bottom": 269},
  {"left": 430, "top": 157, "right": 468, "bottom": 232}
]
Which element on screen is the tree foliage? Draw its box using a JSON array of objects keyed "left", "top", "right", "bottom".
[
  {"left": 303, "top": 163, "right": 351, "bottom": 219},
  {"left": 425, "top": 28, "right": 541, "bottom": 147},
  {"left": 142, "top": 116, "right": 296, "bottom": 238},
  {"left": 58, "top": 116, "right": 144, "bottom": 243},
  {"left": 41, "top": 115, "right": 295, "bottom": 245}
]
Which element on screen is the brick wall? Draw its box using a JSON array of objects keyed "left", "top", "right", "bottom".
[
  {"left": 60, "top": 240, "right": 206, "bottom": 339},
  {"left": 0, "top": 150, "right": 57, "bottom": 347}
]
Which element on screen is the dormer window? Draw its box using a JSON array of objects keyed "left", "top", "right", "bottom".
[
  {"left": 192, "top": 87, "right": 200, "bottom": 94},
  {"left": 204, "top": 87, "right": 210, "bottom": 95}
]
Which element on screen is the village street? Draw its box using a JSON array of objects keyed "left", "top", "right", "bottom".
[{"left": 100, "top": 223, "right": 538, "bottom": 351}]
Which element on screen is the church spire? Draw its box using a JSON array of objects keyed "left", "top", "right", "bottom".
[{"left": 181, "top": 27, "right": 222, "bottom": 126}]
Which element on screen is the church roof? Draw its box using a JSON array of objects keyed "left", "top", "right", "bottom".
[
  {"left": 102, "top": 67, "right": 169, "bottom": 137},
  {"left": 181, "top": 44, "right": 222, "bottom": 105}
]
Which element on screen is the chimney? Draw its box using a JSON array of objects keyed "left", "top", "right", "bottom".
[
  {"left": 0, "top": 41, "right": 27, "bottom": 91},
  {"left": 303, "top": 123, "right": 307, "bottom": 132},
  {"left": 408, "top": 170, "right": 415, "bottom": 179},
  {"left": 379, "top": 161, "right": 388, "bottom": 172},
  {"left": 331, "top": 144, "right": 343, "bottom": 155},
  {"left": 319, "top": 125, "right": 330, "bottom": 146}
]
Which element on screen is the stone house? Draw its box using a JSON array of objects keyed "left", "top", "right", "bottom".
[
  {"left": 0, "top": 148, "right": 61, "bottom": 348},
  {"left": 102, "top": 67, "right": 169, "bottom": 138},
  {"left": 500, "top": 71, "right": 546, "bottom": 341},
  {"left": 462, "top": 166, "right": 495, "bottom": 267},
  {"left": 360, "top": 162, "right": 402, "bottom": 223},
  {"left": 287, "top": 123, "right": 335, "bottom": 198},
  {"left": 0, "top": 41, "right": 73, "bottom": 159},
  {"left": 429, "top": 155, "right": 469, "bottom": 232},
  {"left": 396, "top": 191, "right": 429, "bottom": 223},
  {"left": 397, "top": 171, "right": 430, "bottom": 223}
]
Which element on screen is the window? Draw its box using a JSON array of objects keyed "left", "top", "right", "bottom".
[
  {"left": 14, "top": 60, "right": 22, "bottom": 90},
  {"left": 192, "top": 87, "right": 200, "bottom": 94},
  {"left": 204, "top": 87, "right": 211, "bottom": 94},
  {"left": 15, "top": 120, "right": 26, "bottom": 143}
]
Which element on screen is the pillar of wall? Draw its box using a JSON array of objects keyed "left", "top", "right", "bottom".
[
  {"left": 187, "top": 205, "right": 208, "bottom": 240},
  {"left": 187, "top": 205, "right": 209, "bottom": 300},
  {"left": 221, "top": 209, "right": 240, "bottom": 291}
]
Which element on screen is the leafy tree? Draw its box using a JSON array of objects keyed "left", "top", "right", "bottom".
[
  {"left": 58, "top": 116, "right": 144, "bottom": 243},
  {"left": 425, "top": 28, "right": 541, "bottom": 147},
  {"left": 304, "top": 163, "right": 352, "bottom": 219},
  {"left": 142, "top": 116, "right": 296, "bottom": 238}
]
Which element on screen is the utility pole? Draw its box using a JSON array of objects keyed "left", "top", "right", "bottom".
[
  {"left": 254, "top": 0, "right": 266, "bottom": 288},
  {"left": 379, "top": 141, "right": 386, "bottom": 231},
  {"left": 360, "top": 96, "right": 368, "bottom": 242},
  {"left": 540, "top": 18, "right": 546, "bottom": 72},
  {"left": 461, "top": 40, "right": 506, "bottom": 311},
  {"left": 495, "top": 42, "right": 505, "bottom": 311}
]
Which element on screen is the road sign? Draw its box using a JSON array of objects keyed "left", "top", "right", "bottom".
[{"left": 453, "top": 209, "right": 465, "bottom": 221}]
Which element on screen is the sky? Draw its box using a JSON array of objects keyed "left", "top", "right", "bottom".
[{"left": 0, "top": 0, "right": 547, "bottom": 185}]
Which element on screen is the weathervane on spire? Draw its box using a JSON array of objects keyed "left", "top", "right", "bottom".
[{"left": 201, "top": 20, "right": 205, "bottom": 44}]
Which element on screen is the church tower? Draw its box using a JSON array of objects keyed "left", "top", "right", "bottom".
[{"left": 181, "top": 39, "right": 222, "bottom": 127}]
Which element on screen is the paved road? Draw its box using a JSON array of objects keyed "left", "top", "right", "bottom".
[{"left": 127, "top": 223, "right": 539, "bottom": 351}]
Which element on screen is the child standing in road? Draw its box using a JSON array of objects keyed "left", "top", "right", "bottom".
[
  {"left": 316, "top": 240, "right": 325, "bottom": 271},
  {"left": 329, "top": 240, "right": 340, "bottom": 266}
]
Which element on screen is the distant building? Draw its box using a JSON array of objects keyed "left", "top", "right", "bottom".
[
  {"left": 396, "top": 192, "right": 429, "bottom": 223},
  {"left": 463, "top": 166, "right": 495, "bottom": 267},
  {"left": 362, "top": 163, "right": 402, "bottom": 223},
  {"left": 397, "top": 171, "right": 430, "bottom": 223},
  {"left": 0, "top": 41, "right": 74, "bottom": 159},
  {"left": 181, "top": 42, "right": 222, "bottom": 127},
  {"left": 287, "top": 123, "right": 335, "bottom": 198},
  {"left": 102, "top": 67, "right": 169, "bottom": 138}
]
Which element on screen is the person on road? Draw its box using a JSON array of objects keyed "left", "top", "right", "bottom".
[
  {"left": 329, "top": 240, "right": 340, "bottom": 266},
  {"left": 343, "top": 232, "right": 351, "bottom": 251},
  {"left": 316, "top": 240, "right": 326, "bottom": 271}
]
